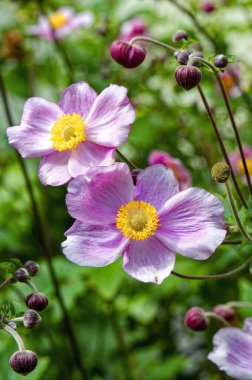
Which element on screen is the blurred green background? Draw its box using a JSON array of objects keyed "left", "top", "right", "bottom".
[{"left": 1, "top": 0, "right": 252, "bottom": 379}]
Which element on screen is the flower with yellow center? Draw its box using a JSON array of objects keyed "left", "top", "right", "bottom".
[
  {"left": 116, "top": 200, "right": 160, "bottom": 240},
  {"left": 49, "top": 12, "right": 68, "bottom": 30},
  {"left": 50, "top": 113, "right": 86, "bottom": 152},
  {"left": 237, "top": 158, "right": 252, "bottom": 176}
]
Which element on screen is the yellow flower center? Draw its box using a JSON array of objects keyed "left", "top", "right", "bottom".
[
  {"left": 49, "top": 12, "right": 68, "bottom": 30},
  {"left": 116, "top": 200, "right": 160, "bottom": 240},
  {"left": 50, "top": 113, "right": 86, "bottom": 152},
  {"left": 237, "top": 158, "right": 252, "bottom": 175}
]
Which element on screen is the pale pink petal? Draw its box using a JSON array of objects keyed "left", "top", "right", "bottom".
[
  {"left": 123, "top": 237, "right": 176, "bottom": 284},
  {"left": 134, "top": 165, "right": 179, "bottom": 211},
  {"left": 68, "top": 141, "right": 115, "bottom": 178},
  {"left": 69, "top": 12, "right": 94, "bottom": 29},
  {"left": 58, "top": 82, "right": 97, "bottom": 118},
  {"left": 38, "top": 150, "right": 71, "bottom": 186},
  {"left": 62, "top": 221, "right": 129, "bottom": 266},
  {"left": 208, "top": 326, "right": 252, "bottom": 380},
  {"left": 7, "top": 98, "right": 62, "bottom": 158},
  {"left": 66, "top": 163, "right": 134, "bottom": 224},
  {"left": 85, "top": 84, "right": 135, "bottom": 147},
  {"left": 156, "top": 188, "right": 226, "bottom": 260}
]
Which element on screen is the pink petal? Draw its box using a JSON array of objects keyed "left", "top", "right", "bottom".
[
  {"left": 62, "top": 221, "right": 128, "bottom": 266},
  {"left": 68, "top": 141, "right": 115, "bottom": 178},
  {"left": 85, "top": 84, "right": 135, "bottom": 147},
  {"left": 123, "top": 237, "right": 176, "bottom": 284},
  {"left": 69, "top": 12, "right": 94, "bottom": 29},
  {"left": 134, "top": 165, "right": 179, "bottom": 211},
  {"left": 58, "top": 82, "right": 97, "bottom": 118},
  {"left": 66, "top": 163, "right": 134, "bottom": 224},
  {"left": 208, "top": 326, "right": 252, "bottom": 380},
  {"left": 7, "top": 98, "right": 62, "bottom": 158},
  {"left": 156, "top": 188, "right": 226, "bottom": 260},
  {"left": 38, "top": 150, "right": 71, "bottom": 186}
]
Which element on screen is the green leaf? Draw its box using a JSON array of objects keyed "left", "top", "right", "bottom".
[
  {"left": 0, "top": 261, "right": 16, "bottom": 274},
  {"left": 227, "top": 54, "right": 236, "bottom": 63},
  {"left": 0, "top": 302, "right": 25, "bottom": 321}
]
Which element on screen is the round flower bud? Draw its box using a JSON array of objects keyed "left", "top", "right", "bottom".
[
  {"left": 24, "top": 261, "right": 40, "bottom": 276},
  {"left": 23, "top": 310, "right": 42, "bottom": 328},
  {"left": 110, "top": 40, "right": 146, "bottom": 69},
  {"left": 25, "top": 293, "right": 48, "bottom": 312},
  {"left": 213, "top": 54, "right": 228, "bottom": 69},
  {"left": 176, "top": 50, "right": 193, "bottom": 65},
  {"left": 202, "top": 1, "right": 215, "bottom": 13},
  {"left": 213, "top": 304, "right": 236, "bottom": 322},
  {"left": 15, "top": 268, "right": 29, "bottom": 283},
  {"left": 172, "top": 30, "right": 188, "bottom": 43},
  {"left": 211, "top": 162, "right": 231, "bottom": 183},
  {"left": 184, "top": 307, "right": 209, "bottom": 331},
  {"left": 175, "top": 66, "right": 202, "bottom": 91},
  {"left": 10, "top": 350, "right": 38, "bottom": 376},
  {"left": 131, "top": 169, "right": 142, "bottom": 185}
]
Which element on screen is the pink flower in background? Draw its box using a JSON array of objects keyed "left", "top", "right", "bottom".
[
  {"left": 120, "top": 17, "right": 148, "bottom": 41},
  {"left": 28, "top": 7, "right": 93, "bottom": 41},
  {"left": 7, "top": 82, "right": 135, "bottom": 186},
  {"left": 63, "top": 163, "right": 226, "bottom": 284},
  {"left": 148, "top": 150, "right": 191, "bottom": 190},
  {"left": 216, "top": 65, "right": 241, "bottom": 98},
  {"left": 229, "top": 145, "right": 252, "bottom": 183},
  {"left": 201, "top": 1, "right": 215, "bottom": 13},
  {"left": 208, "top": 318, "right": 252, "bottom": 379}
]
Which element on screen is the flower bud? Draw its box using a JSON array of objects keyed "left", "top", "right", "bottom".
[
  {"left": 23, "top": 310, "right": 42, "bottom": 328},
  {"left": 202, "top": 1, "right": 215, "bottom": 13},
  {"left": 131, "top": 169, "right": 142, "bottom": 185},
  {"left": 184, "top": 307, "right": 209, "bottom": 331},
  {"left": 213, "top": 54, "right": 228, "bottom": 69},
  {"left": 211, "top": 162, "right": 231, "bottom": 183},
  {"left": 10, "top": 350, "right": 38, "bottom": 376},
  {"left": 176, "top": 50, "right": 193, "bottom": 65},
  {"left": 15, "top": 268, "right": 29, "bottom": 283},
  {"left": 25, "top": 293, "right": 48, "bottom": 312},
  {"left": 110, "top": 40, "right": 146, "bottom": 69},
  {"left": 213, "top": 304, "right": 236, "bottom": 322},
  {"left": 24, "top": 260, "right": 40, "bottom": 276},
  {"left": 175, "top": 66, "right": 202, "bottom": 91},
  {"left": 172, "top": 30, "right": 188, "bottom": 43}
]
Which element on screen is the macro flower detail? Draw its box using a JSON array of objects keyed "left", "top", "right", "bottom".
[
  {"left": 208, "top": 318, "right": 252, "bottom": 379},
  {"left": 28, "top": 7, "right": 93, "bottom": 41},
  {"left": 120, "top": 17, "right": 148, "bottom": 41},
  {"left": 62, "top": 163, "right": 226, "bottom": 284},
  {"left": 148, "top": 150, "right": 191, "bottom": 190},
  {"left": 229, "top": 145, "right": 252, "bottom": 183},
  {"left": 7, "top": 82, "right": 135, "bottom": 186}
]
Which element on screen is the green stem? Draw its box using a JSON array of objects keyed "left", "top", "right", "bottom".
[
  {"left": 129, "top": 36, "right": 176, "bottom": 52},
  {"left": 204, "top": 312, "right": 230, "bottom": 327},
  {"left": 2, "top": 323, "right": 25, "bottom": 351},
  {"left": 116, "top": 149, "right": 138, "bottom": 170},
  {"left": 25, "top": 280, "right": 38, "bottom": 294},
  {"left": 0, "top": 277, "right": 13, "bottom": 291},
  {"left": 8, "top": 317, "right": 24, "bottom": 323},
  {"left": 226, "top": 301, "right": 252, "bottom": 309}
]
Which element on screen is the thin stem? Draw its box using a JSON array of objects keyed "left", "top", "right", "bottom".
[
  {"left": 226, "top": 301, "right": 252, "bottom": 309},
  {"left": 171, "top": 252, "right": 252, "bottom": 280},
  {"left": 222, "top": 240, "right": 242, "bottom": 245},
  {"left": 204, "top": 312, "right": 230, "bottom": 327},
  {"left": 52, "top": 38, "right": 75, "bottom": 83},
  {"left": 197, "top": 84, "right": 247, "bottom": 208},
  {"left": 25, "top": 280, "right": 38, "bottom": 294},
  {"left": 129, "top": 36, "right": 176, "bottom": 52},
  {"left": 8, "top": 317, "right": 24, "bottom": 323},
  {"left": 0, "top": 277, "right": 13, "bottom": 291},
  {"left": 2, "top": 323, "right": 25, "bottom": 351},
  {"left": 225, "top": 181, "right": 252, "bottom": 243},
  {"left": 116, "top": 149, "right": 138, "bottom": 170}
]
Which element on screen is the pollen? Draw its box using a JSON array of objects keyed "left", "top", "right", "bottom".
[
  {"left": 116, "top": 200, "right": 160, "bottom": 240},
  {"left": 49, "top": 12, "right": 68, "bottom": 30},
  {"left": 50, "top": 113, "right": 86, "bottom": 152},
  {"left": 237, "top": 158, "right": 252, "bottom": 176}
]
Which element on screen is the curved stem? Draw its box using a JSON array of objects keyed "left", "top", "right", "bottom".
[
  {"left": 116, "top": 149, "right": 138, "bottom": 170},
  {"left": 222, "top": 240, "right": 242, "bottom": 245},
  {"left": 204, "top": 312, "right": 230, "bottom": 327},
  {"left": 129, "top": 36, "right": 176, "bottom": 52},
  {"left": 226, "top": 301, "right": 252, "bottom": 309},
  {"left": 8, "top": 317, "right": 24, "bottom": 323},
  {"left": 197, "top": 84, "right": 247, "bottom": 208},
  {"left": 0, "top": 277, "right": 13, "bottom": 291},
  {"left": 225, "top": 181, "right": 252, "bottom": 243},
  {"left": 171, "top": 253, "right": 252, "bottom": 280},
  {"left": 2, "top": 323, "right": 25, "bottom": 351},
  {"left": 25, "top": 280, "right": 38, "bottom": 294}
]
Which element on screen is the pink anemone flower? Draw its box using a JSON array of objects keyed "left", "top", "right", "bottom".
[
  {"left": 216, "top": 65, "right": 241, "bottom": 98},
  {"left": 28, "top": 7, "right": 93, "bottom": 41},
  {"left": 62, "top": 163, "right": 226, "bottom": 284},
  {"left": 7, "top": 82, "right": 135, "bottom": 186},
  {"left": 228, "top": 145, "right": 252, "bottom": 184},
  {"left": 120, "top": 17, "right": 148, "bottom": 41},
  {"left": 148, "top": 150, "right": 191, "bottom": 190},
  {"left": 208, "top": 318, "right": 252, "bottom": 380}
]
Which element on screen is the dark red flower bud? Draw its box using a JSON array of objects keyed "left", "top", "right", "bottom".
[
  {"left": 175, "top": 66, "right": 202, "bottom": 91},
  {"left": 213, "top": 54, "right": 228, "bottom": 69},
  {"left": 213, "top": 304, "right": 236, "bottom": 322},
  {"left": 131, "top": 169, "right": 142, "bottom": 185},
  {"left": 176, "top": 50, "right": 193, "bottom": 65},
  {"left": 15, "top": 268, "right": 29, "bottom": 283},
  {"left": 25, "top": 293, "right": 48, "bottom": 312},
  {"left": 184, "top": 307, "right": 209, "bottom": 331},
  {"left": 10, "top": 350, "right": 38, "bottom": 376},
  {"left": 202, "top": 1, "right": 215, "bottom": 13},
  {"left": 24, "top": 261, "right": 40, "bottom": 276},
  {"left": 172, "top": 30, "right": 188, "bottom": 43},
  {"left": 110, "top": 40, "right": 146, "bottom": 69},
  {"left": 23, "top": 310, "right": 42, "bottom": 328}
]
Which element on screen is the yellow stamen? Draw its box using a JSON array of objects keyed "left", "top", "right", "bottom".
[
  {"left": 116, "top": 200, "right": 160, "bottom": 240},
  {"left": 237, "top": 158, "right": 252, "bottom": 175},
  {"left": 50, "top": 113, "right": 86, "bottom": 152},
  {"left": 49, "top": 12, "right": 68, "bottom": 30}
]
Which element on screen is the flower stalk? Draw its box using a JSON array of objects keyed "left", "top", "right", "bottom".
[
  {"left": 204, "top": 312, "right": 230, "bottom": 327},
  {"left": 2, "top": 323, "right": 25, "bottom": 351}
]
